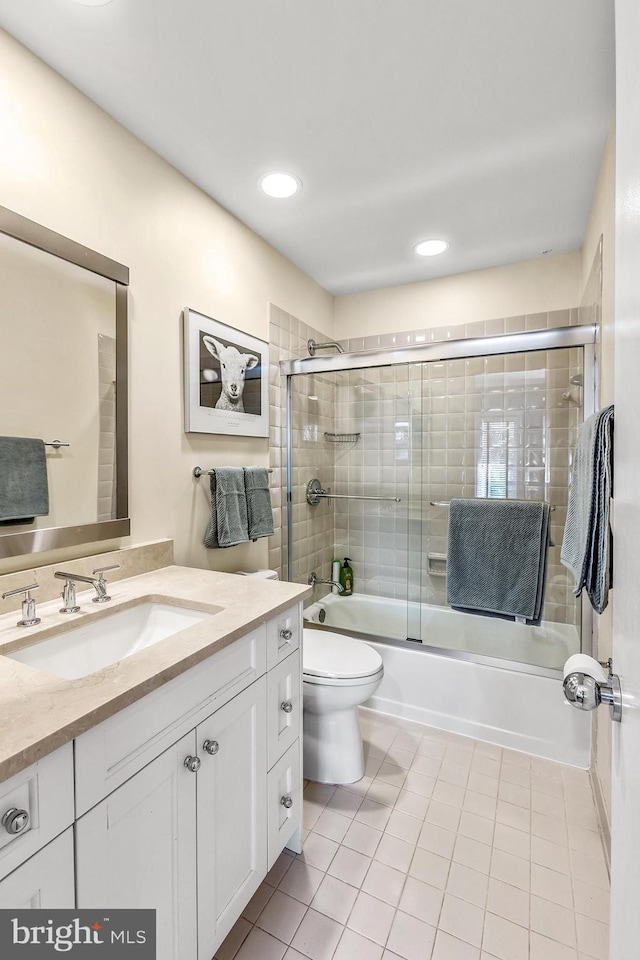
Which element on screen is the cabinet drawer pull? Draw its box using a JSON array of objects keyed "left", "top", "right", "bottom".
[
  {"left": 279, "top": 629, "right": 293, "bottom": 641},
  {"left": 280, "top": 700, "right": 294, "bottom": 714},
  {"left": 280, "top": 794, "right": 293, "bottom": 809},
  {"left": 184, "top": 755, "right": 201, "bottom": 773},
  {"left": 202, "top": 739, "right": 219, "bottom": 756},
  {"left": 2, "top": 807, "right": 30, "bottom": 835}
]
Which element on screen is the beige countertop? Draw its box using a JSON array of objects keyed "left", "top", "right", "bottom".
[{"left": 0, "top": 565, "right": 310, "bottom": 782}]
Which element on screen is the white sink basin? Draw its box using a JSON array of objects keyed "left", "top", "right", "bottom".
[{"left": 7, "top": 601, "right": 218, "bottom": 679}]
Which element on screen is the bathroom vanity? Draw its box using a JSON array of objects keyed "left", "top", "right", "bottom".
[{"left": 0, "top": 564, "right": 308, "bottom": 960}]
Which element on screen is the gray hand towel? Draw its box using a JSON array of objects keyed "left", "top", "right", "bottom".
[
  {"left": 204, "top": 467, "right": 249, "bottom": 549},
  {"left": 446, "top": 498, "right": 551, "bottom": 625},
  {"left": 561, "top": 405, "right": 614, "bottom": 613},
  {"left": 0, "top": 437, "right": 49, "bottom": 523},
  {"left": 244, "top": 467, "right": 274, "bottom": 541}
]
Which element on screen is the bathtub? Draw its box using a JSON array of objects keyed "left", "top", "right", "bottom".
[{"left": 304, "top": 593, "right": 590, "bottom": 766}]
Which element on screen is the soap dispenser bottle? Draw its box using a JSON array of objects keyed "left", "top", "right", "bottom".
[{"left": 339, "top": 558, "right": 353, "bottom": 596}]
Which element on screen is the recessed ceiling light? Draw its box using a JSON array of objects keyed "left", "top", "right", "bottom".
[
  {"left": 259, "top": 172, "right": 301, "bottom": 199},
  {"left": 414, "top": 239, "right": 449, "bottom": 257},
  {"left": 73, "top": 0, "right": 114, "bottom": 5}
]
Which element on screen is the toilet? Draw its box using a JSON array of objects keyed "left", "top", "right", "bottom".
[
  {"left": 302, "top": 628, "right": 384, "bottom": 784},
  {"left": 235, "top": 571, "right": 384, "bottom": 785}
]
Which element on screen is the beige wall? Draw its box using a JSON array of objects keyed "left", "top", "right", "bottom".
[
  {"left": 581, "top": 124, "right": 615, "bottom": 834},
  {"left": 334, "top": 251, "right": 582, "bottom": 339},
  {"left": 0, "top": 29, "right": 333, "bottom": 575}
]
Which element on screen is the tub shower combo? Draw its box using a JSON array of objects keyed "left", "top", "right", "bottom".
[{"left": 282, "top": 324, "right": 598, "bottom": 766}]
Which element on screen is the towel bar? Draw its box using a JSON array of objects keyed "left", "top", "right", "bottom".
[
  {"left": 44, "top": 440, "right": 70, "bottom": 450},
  {"left": 306, "top": 478, "right": 401, "bottom": 505},
  {"left": 429, "top": 499, "right": 555, "bottom": 511},
  {"left": 193, "top": 466, "right": 273, "bottom": 479}
]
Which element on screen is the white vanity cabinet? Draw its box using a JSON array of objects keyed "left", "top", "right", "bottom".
[
  {"left": 73, "top": 601, "right": 303, "bottom": 960},
  {"left": 0, "top": 743, "right": 75, "bottom": 907}
]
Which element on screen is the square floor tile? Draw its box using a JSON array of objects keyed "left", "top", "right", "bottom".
[
  {"left": 398, "top": 875, "right": 443, "bottom": 926},
  {"left": 531, "top": 863, "right": 573, "bottom": 908},
  {"left": 385, "top": 809, "right": 423, "bottom": 844},
  {"left": 495, "top": 801, "right": 530, "bottom": 833},
  {"left": 458, "top": 812, "right": 494, "bottom": 846},
  {"left": 418, "top": 822, "right": 456, "bottom": 859},
  {"left": 409, "top": 847, "right": 451, "bottom": 889},
  {"left": 446, "top": 862, "right": 488, "bottom": 908},
  {"left": 463, "top": 791, "right": 497, "bottom": 821},
  {"left": 530, "top": 933, "right": 579, "bottom": 960},
  {"left": 486, "top": 878, "right": 529, "bottom": 928},
  {"left": 347, "top": 891, "right": 396, "bottom": 946},
  {"left": 386, "top": 910, "right": 437, "bottom": 960},
  {"left": 572, "top": 879, "right": 610, "bottom": 924},
  {"left": 242, "top": 883, "right": 275, "bottom": 923},
  {"left": 531, "top": 895, "right": 577, "bottom": 948},
  {"left": 356, "top": 798, "right": 394, "bottom": 831},
  {"left": 235, "top": 927, "right": 287, "bottom": 960},
  {"left": 432, "top": 780, "right": 465, "bottom": 809},
  {"left": 333, "top": 928, "right": 383, "bottom": 960},
  {"left": 362, "top": 859, "right": 406, "bottom": 906},
  {"left": 493, "top": 823, "right": 530, "bottom": 861},
  {"left": 453, "top": 836, "right": 492, "bottom": 875},
  {"left": 314, "top": 808, "right": 352, "bottom": 843},
  {"left": 267, "top": 852, "right": 295, "bottom": 887},
  {"left": 425, "top": 800, "right": 461, "bottom": 832},
  {"left": 490, "top": 850, "right": 530, "bottom": 892},
  {"left": 404, "top": 771, "right": 437, "bottom": 798},
  {"left": 367, "top": 780, "right": 402, "bottom": 808},
  {"left": 439, "top": 894, "right": 484, "bottom": 947},
  {"left": 216, "top": 917, "right": 252, "bottom": 960},
  {"left": 375, "top": 832, "right": 415, "bottom": 872},
  {"left": 395, "top": 789, "right": 430, "bottom": 820},
  {"left": 432, "top": 930, "right": 480, "bottom": 960},
  {"left": 482, "top": 913, "right": 529, "bottom": 960},
  {"left": 256, "top": 890, "right": 307, "bottom": 944},
  {"left": 300, "top": 833, "right": 339, "bottom": 872},
  {"left": 279, "top": 859, "right": 325, "bottom": 904},
  {"left": 311, "top": 875, "right": 358, "bottom": 925},
  {"left": 531, "top": 836, "right": 571, "bottom": 875},
  {"left": 325, "top": 788, "right": 365, "bottom": 819},
  {"left": 575, "top": 914, "right": 609, "bottom": 960},
  {"left": 342, "top": 820, "right": 382, "bottom": 857},
  {"left": 328, "top": 845, "right": 372, "bottom": 887},
  {"left": 291, "top": 909, "right": 343, "bottom": 960}
]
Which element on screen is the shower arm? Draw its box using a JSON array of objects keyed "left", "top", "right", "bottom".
[
  {"left": 306, "top": 478, "right": 401, "bottom": 505},
  {"left": 307, "top": 339, "right": 345, "bottom": 356}
]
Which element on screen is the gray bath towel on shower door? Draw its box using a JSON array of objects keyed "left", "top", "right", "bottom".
[
  {"left": 204, "top": 467, "right": 249, "bottom": 548},
  {"left": 0, "top": 437, "right": 49, "bottom": 523},
  {"left": 244, "top": 466, "right": 274, "bottom": 540},
  {"left": 446, "top": 498, "right": 551, "bottom": 625},
  {"left": 561, "top": 405, "right": 614, "bottom": 613}
]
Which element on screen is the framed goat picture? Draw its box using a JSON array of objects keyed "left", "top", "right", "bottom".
[{"left": 183, "top": 308, "right": 270, "bottom": 437}]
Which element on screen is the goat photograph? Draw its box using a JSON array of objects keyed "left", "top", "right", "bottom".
[{"left": 183, "top": 307, "right": 269, "bottom": 437}]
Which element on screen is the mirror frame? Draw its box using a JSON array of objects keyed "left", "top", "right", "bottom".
[{"left": 0, "top": 204, "right": 130, "bottom": 557}]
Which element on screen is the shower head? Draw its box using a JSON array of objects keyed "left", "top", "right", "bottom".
[
  {"left": 569, "top": 374, "right": 584, "bottom": 386},
  {"left": 307, "top": 339, "right": 345, "bottom": 356}
]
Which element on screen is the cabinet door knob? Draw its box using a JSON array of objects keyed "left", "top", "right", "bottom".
[
  {"left": 279, "top": 628, "right": 293, "bottom": 641},
  {"left": 2, "top": 807, "right": 30, "bottom": 835},
  {"left": 280, "top": 700, "right": 294, "bottom": 714},
  {"left": 203, "top": 739, "right": 219, "bottom": 756},
  {"left": 184, "top": 755, "right": 201, "bottom": 773},
  {"left": 280, "top": 794, "right": 293, "bottom": 809}
]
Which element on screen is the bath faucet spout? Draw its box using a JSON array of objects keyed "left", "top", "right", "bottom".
[{"left": 308, "top": 571, "right": 345, "bottom": 593}]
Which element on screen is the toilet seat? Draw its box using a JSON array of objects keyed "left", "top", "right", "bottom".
[{"left": 302, "top": 629, "right": 383, "bottom": 685}]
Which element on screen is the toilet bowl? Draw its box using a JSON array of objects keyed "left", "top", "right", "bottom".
[{"left": 302, "top": 628, "right": 383, "bottom": 784}]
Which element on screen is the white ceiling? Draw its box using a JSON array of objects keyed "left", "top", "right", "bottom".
[{"left": 0, "top": 0, "right": 615, "bottom": 295}]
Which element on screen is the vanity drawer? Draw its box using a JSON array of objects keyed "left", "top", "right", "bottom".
[
  {"left": 267, "top": 651, "right": 301, "bottom": 770},
  {"left": 0, "top": 743, "right": 74, "bottom": 882},
  {"left": 266, "top": 605, "right": 301, "bottom": 669},
  {"left": 267, "top": 740, "right": 301, "bottom": 869},
  {"left": 75, "top": 625, "right": 266, "bottom": 816},
  {"left": 0, "top": 828, "right": 75, "bottom": 909}
]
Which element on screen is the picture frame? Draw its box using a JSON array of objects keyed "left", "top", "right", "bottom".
[{"left": 183, "top": 308, "right": 270, "bottom": 437}]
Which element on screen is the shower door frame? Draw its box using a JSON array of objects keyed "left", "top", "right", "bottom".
[{"left": 283, "top": 324, "right": 598, "bottom": 672}]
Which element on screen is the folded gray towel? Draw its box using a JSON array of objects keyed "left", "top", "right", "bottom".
[
  {"left": 244, "top": 467, "right": 274, "bottom": 541},
  {"left": 561, "top": 405, "right": 614, "bottom": 614},
  {"left": 0, "top": 437, "right": 49, "bottom": 523},
  {"left": 204, "top": 467, "right": 249, "bottom": 549},
  {"left": 446, "top": 498, "right": 551, "bottom": 625}
]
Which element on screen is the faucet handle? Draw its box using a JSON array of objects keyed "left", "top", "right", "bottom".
[
  {"left": 93, "top": 564, "right": 120, "bottom": 578},
  {"left": 91, "top": 564, "right": 119, "bottom": 604},
  {"left": 1, "top": 583, "right": 41, "bottom": 628}
]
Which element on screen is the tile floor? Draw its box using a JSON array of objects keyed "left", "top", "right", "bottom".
[{"left": 216, "top": 710, "right": 610, "bottom": 960}]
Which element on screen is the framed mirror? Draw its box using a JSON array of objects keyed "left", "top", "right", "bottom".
[{"left": 0, "top": 205, "right": 130, "bottom": 557}]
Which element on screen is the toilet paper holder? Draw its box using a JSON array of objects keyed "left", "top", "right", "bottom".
[{"left": 563, "top": 657, "right": 622, "bottom": 722}]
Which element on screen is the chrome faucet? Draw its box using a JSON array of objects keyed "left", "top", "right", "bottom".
[
  {"left": 308, "top": 571, "right": 345, "bottom": 593},
  {"left": 55, "top": 564, "right": 120, "bottom": 612}
]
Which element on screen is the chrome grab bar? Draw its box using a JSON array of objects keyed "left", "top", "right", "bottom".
[
  {"left": 306, "top": 478, "right": 401, "bottom": 505},
  {"left": 429, "top": 499, "right": 555, "bottom": 511}
]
